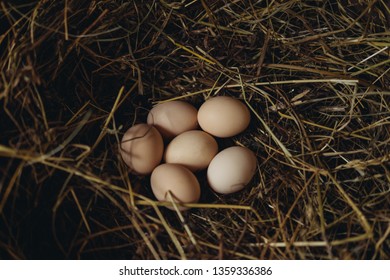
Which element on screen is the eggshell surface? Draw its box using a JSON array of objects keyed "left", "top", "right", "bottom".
[
  {"left": 207, "top": 146, "right": 257, "bottom": 194},
  {"left": 151, "top": 164, "right": 201, "bottom": 210},
  {"left": 120, "top": 124, "right": 164, "bottom": 175},
  {"left": 147, "top": 101, "right": 198, "bottom": 139},
  {"left": 197, "top": 96, "right": 250, "bottom": 138},
  {"left": 164, "top": 130, "right": 218, "bottom": 172}
]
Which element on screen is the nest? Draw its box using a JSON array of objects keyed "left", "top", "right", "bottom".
[{"left": 0, "top": 0, "right": 389, "bottom": 259}]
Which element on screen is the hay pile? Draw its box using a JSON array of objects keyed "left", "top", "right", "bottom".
[{"left": 0, "top": 0, "right": 389, "bottom": 259}]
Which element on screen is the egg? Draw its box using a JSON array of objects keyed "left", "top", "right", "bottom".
[
  {"left": 147, "top": 100, "right": 198, "bottom": 139},
  {"left": 197, "top": 96, "right": 250, "bottom": 138},
  {"left": 164, "top": 130, "right": 218, "bottom": 172},
  {"left": 119, "top": 124, "right": 164, "bottom": 175},
  {"left": 150, "top": 163, "right": 201, "bottom": 210},
  {"left": 207, "top": 146, "right": 257, "bottom": 194}
]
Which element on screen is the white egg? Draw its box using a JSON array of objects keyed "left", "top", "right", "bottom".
[{"left": 207, "top": 146, "right": 257, "bottom": 194}]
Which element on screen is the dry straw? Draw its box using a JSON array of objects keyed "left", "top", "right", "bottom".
[{"left": 0, "top": 0, "right": 389, "bottom": 259}]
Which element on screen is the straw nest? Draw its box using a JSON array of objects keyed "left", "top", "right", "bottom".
[{"left": 0, "top": 0, "right": 389, "bottom": 259}]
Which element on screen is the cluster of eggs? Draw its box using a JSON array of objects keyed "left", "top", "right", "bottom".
[{"left": 119, "top": 96, "right": 257, "bottom": 210}]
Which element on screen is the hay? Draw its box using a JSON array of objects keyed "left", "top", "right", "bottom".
[{"left": 0, "top": 0, "right": 389, "bottom": 259}]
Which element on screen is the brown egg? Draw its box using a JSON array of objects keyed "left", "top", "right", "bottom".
[
  {"left": 150, "top": 164, "right": 201, "bottom": 210},
  {"left": 207, "top": 146, "right": 257, "bottom": 194},
  {"left": 119, "top": 124, "right": 164, "bottom": 175},
  {"left": 147, "top": 101, "right": 198, "bottom": 140},
  {"left": 164, "top": 130, "right": 218, "bottom": 172},
  {"left": 198, "top": 96, "right": 250, "bottom": 138}
]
